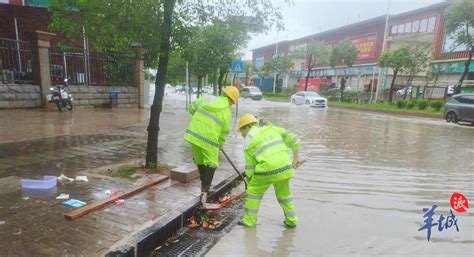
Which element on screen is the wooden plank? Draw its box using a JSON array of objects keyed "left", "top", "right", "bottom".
[{"left": 64, "top": 175, "right": 168, "bottom": 221}]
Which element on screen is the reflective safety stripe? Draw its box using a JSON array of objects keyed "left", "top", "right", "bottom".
[
  {"left": 284, "top": 211, "right": 296, "bottom": 217},
  {"left": 186, "top": 129, "right": 219, "bottom": 147},
  {"left": 247, "top": 194, "right": 263, "bottom": 200},
  {"left": 278, "top": 197, "right": 293, "bottom": 203},
  {"left": 245, "top": 165, "right": 255, "bottom": 170},
  {"left": 244, "top": 208, "right": 259, "bottom": 214},
  {"left": 282, "top": 130, "right": 290, "bottom": 138},
  {"left": 196, "top": 109, "right": 224, "bottom": 127},
  {"left": 254, "top": 139, "right": 284, "bottom": 157},
  {"left": 289, "top": 136, "right": 299, "bottom": 148},
  {"left": 254, "top": 164, "right": 293, "bottom": 176}
]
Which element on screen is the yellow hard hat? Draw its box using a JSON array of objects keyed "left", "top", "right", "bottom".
[
  {"left": 223, "top": 86, "right": 240, "bottom": 103},
  {"left": 238, "top": 114, "right": 258, "bottom": 129}
]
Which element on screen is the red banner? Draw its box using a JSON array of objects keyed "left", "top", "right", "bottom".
[{"left": 351, "top": 34, "right": 377, "bottom": 60}]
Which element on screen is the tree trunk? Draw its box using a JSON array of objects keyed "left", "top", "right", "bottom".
[
  {"left": 275, "top": 73, "right": 280, "bottom": 93},
  {"left": 456, "top": 49, "right": 472, "bottom": 94},
  {"left": 388, "top": 69, "right": 398, "bottom": 103},
  {"left": 197, "top": 75, "right": 202, "bottom": 98},
  {"left": 340, "top": 77, "right": 346, "bottom": 101},
  {"left": 218, "top": 70, "right": 225, "bottom": 95},
  {"left": 145, "top": 0, "right": 176, "bottom": 168},
  {"left": 304, "top": 54, "right": 313, "bottom": 91},
  {"left": 213, "top": 69, "right": 218, "bottom": 96}
]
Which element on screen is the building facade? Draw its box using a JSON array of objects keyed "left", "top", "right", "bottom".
[{"left": 252, "top": 0, "right": 473, "bottom": 93}]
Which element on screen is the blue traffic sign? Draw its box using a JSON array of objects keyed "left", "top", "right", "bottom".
[{"left": 231, "top": 60, "right": 244, "bottom": 73}]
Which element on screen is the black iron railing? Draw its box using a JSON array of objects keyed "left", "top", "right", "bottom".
[
  {"left": 50, "top": 46, "right": 135, "bottom": 87},
  {"left": 0, "top": 38, "right": 34, "bottom": 84}
]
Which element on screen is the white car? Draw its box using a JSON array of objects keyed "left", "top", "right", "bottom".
[
  {"left": 241, "top": 86, "right": 262, "bottom": 100},
  {"left": 291, "top": 91, "right": 327, "bottom": 107}
]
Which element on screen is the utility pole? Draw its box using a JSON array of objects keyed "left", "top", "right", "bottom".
[
  {"left": 374, "top": 0, "right": 391, "bottom": 103},
  {"left": 186, "top": 61, "right": 189, "bottom": 107},
  {"left": 273, "top": 30, "right": 279, "bottom": 93}
]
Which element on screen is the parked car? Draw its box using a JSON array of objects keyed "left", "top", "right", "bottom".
[
  {"left": 444, "top": 93, "right": 474, "bottom": 124},
  {"left": 241, "top": 86, "right": 262, "bottom": 100},
  {"left": 290, "top": 91, "right": 327, "bottom": 107},
  {"left": 395, "top": 86, "right": 423, "bottom": 97},
  {"left": 175, "top": 85, "right": 185, "bottom": 93}
]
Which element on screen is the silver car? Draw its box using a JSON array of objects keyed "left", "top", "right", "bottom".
[
  {"left": 291, "top": 91, "right": 327, "bottom": 107},
  {"left": 444, "top": 93, "right": 474, "bottom": 124},
  {"left": 241, "top": 86, "right": 262, "bottom": 100}
]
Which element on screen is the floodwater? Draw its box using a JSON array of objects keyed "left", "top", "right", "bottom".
[
  {"left": 0, "top": 108, "right": 148, "bottom": 143},
  {"left": 207, "top": 98, "right": 474, "bottom": 256}
]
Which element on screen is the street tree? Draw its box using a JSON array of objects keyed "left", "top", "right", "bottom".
[
  {"left": 49, "top": 0, "right": 284, "bottom": 168},
  {"left": 258, "top": 61, "right": 273, "bottom": 88},
  {"left": 329, "top": 39, "right": 359, "bottom": 101},
  {"left": 291, "top": 41, "right": 330, "bottom": 91},
  {"left": 402, "top": 43, "right": 431, "bottom": 88},
  {"left": 444, "top": 0, "right": 474, "bottom": 93},
  {"left": 268, "top": 56, "right": 294, "bottom": 92},
  {"left": 378, "top": 45, "right": 413, "bottom": 103}
]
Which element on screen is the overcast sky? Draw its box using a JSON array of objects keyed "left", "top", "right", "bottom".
[{"left": 243, "top": 0, "right": 445, "bottom": 59}]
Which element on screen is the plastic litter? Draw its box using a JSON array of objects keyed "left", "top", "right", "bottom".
[
  {"left": 56, "top": 193, "right": 70, "bottom": 200},
  {"left": 63, "top": 199, "right": 87, "bottom": 207},
  {"left": 0, "top": 221, "right": 5, "bottom": 225},
  {"left": 75, "top": 176, "right": 89, "bottom": 182},
  {"left": 21, "top": 176, "right": 57, "bottom": 190},
  {"left": 92, "top": 189, "right": 117, "bottom": 200},
  {"left": 22, "top": 196, "right": 30, "bottom": 200},
  {"left": 115, "top": 199, "right": 125, "bottom": 205},
  {"left": 58, "top": 174, "right": 74, "bottom": 182}
]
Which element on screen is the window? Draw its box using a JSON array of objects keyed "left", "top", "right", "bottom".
[
  {"left": 419, "top": 18, "right": 428, "bottom": 32},
  {"left": 412, "top": 20, "right": 420, "bottom": 33},
  {"left": 404, "top": 22, "right": 412, "bottom": 34},
  {"left": 457, "top": 96, "right": 474, "bottom": 104},
  {"left": 296, "top": 92, "right": 304, "bottom": 97},
  {"left": 397, "top": 24, "right": 404, "bottom": 34},
  {"left": 391, "top": 25, "right": 398, "bottom": 35},
  {"left": 427, "top": 17, "right": 436, "bottom": 32}
]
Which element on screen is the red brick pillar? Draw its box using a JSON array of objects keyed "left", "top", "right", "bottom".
[
  {"left": 32, "top": 30, "right": 56, "bottom": 107},
  {"left": 135, "top": 49, "right": 146, "bottom": 108}
]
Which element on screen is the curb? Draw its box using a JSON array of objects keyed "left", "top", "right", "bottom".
[
  {"left": 331, "top": 105, "right": 443, "bottom": 119},
  {"left": 105, "top": 173, "right": 242, "bottom": 257}
]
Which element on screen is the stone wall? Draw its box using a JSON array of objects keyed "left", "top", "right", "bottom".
[
  {"left": 0, "top": 83, "right": 138, "bottom": 109},
  {"left": 0, "top": 83, "right": 41, "bottom": 108},
  {"left": 68, "top": 85, "right": 139, "bottom": 108}
]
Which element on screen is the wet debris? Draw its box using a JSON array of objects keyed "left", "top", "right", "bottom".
[{"left": 186, "top": 192, "right": 232, "bottom": 230}]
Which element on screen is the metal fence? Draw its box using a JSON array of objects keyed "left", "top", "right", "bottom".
[
  {"left": 0, "top": 38, "right": 34, "bottom": 84},
  {"left": 49, "top": 46, "right": 135, "bottom": 87}
]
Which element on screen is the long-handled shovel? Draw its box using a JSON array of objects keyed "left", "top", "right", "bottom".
[
  {"left": 221, "top": 149, "right": 248, "bottom": 189},
  {"left": 202, "top": 149, "right": 247, "bottom": 211}
]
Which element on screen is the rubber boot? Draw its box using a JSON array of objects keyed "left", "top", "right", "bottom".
[{"left": 201, "top": 166, "right": 216, "bottom": 193}]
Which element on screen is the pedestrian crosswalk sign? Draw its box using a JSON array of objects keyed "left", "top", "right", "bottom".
[{"left": 231, "top": 60, "right": 244, "bottom": 73}]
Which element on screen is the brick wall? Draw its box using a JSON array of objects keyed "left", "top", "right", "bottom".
[
  {"left": 0, "top": 83, "right": 41, "bottom": 108},
  {"left": 0, "top": 3, "right": 68, "bottom": 46},
  {"left": 0, "top": 82, "right": 138, "bottom": 109},
  {"left": 68, "top": 86, "right": 139, "bottom": 108}
]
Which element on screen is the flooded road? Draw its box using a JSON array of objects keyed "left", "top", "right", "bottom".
[{"left": 208, "top": 98, "right": 474, "bottom": 256}]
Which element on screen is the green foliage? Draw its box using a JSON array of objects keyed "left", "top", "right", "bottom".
[
  {"left": 291, "top": 41, "right": 330, "bottom": 68},
  {"left": 406, "top": 101, "right": 416, "bottom": 109},
  {"left": 444, "top": 0, "right": 474, "bottom": 51},
  {"left": 329, "top": 39, "right": 359, "bottom": 68},
  {"left": 430, "top": 100, "right": 444, "bottom": 111},
  {"left": 49, "top": 0, "right": 163, "bottom": 67},
  {"left": 378, "top": 45, "right": 413, "bottom": 72},
  {"left": 396, "top": 100, "right": 407, "bottom": 109},
  {"left": 117, "top": 166, "right": 140, "bottom": 179},
  {"left": 418, "top": 99, "right": 429, "bottom": 110}
]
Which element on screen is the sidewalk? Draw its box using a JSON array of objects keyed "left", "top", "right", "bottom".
[{"left": 0, "top": 95, "right": 244, "bottom": 256}]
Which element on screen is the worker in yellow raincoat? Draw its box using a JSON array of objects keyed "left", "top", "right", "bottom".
[
  {"left": 237, "top": 114, "right": 303, "bottom": 227},
  {"left": 184, "top": 86, "right": 239, "bottom": 204}
]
